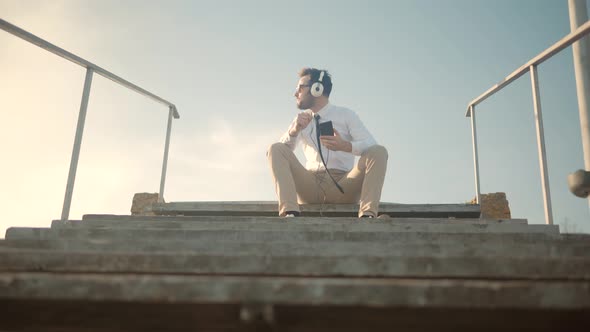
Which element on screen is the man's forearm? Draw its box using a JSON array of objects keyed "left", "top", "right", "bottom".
[{"left": 279, "top": 128, "right": 298, "bottom": 150}]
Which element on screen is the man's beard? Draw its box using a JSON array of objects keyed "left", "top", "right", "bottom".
[{"left": 297, "top": 98, "right": 312, "bottom": 110}]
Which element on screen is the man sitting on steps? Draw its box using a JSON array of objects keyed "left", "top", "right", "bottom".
[{"left": 267, "top": 67, "right": 388, "bottom": 218}]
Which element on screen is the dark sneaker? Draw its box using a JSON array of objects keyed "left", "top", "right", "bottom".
[{"left": 284, "top": 211, "right": 300, "bottom": 218}]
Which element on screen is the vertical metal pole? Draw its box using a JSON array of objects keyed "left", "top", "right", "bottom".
[
  {"left": 158, "top": 107, "right": 174, "bottom": 203},
  {"left": 568, "top": 0, "right": 590, "bottom": 209},
  {"left": 61, "top": 67, "right": 94, "bottom": 221},
  {"left": 530, "top": 65, "right": 554, "bottom": 225},
  {"left": 470, "top": 105, "right": 482, "bottom": 205}
]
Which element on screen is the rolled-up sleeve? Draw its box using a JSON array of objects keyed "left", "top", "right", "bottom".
[
  {"left": 278, "top": 116, "right": 299, "bottom": 151},
  {"left": 348, "top": 111, "right": 376, "bottom": 156}
]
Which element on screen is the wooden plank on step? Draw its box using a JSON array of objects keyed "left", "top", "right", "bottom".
[{"left": 150, "top": 201, "right": 481, "bottom": 218}]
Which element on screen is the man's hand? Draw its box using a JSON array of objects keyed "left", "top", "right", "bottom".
[
  {"left": 289, "top": 112, "right": 312, "bottom": 136},
  {"left": 320, "top": 129, "right": 352, "bottom": 152}
]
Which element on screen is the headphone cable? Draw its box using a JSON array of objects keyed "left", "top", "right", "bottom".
[{"left": 314, "top": 115, "right": 344, "bottom": 194}]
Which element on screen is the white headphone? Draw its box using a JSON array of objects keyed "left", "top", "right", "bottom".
[{"left": 310, "top": 71, "right": 325, "bottom": 97}]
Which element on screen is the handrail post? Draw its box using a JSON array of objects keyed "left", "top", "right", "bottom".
[
  {"left": 568, "top": 0, "right": 590, "bottom": 209},
  {"left": 60, "top": 67, "right": 94, "bottom": 221},
  {"left": 530, "top": 65, "right": 554, "bottom": 225},
  {"left": 469, "top": 105, "right": 482, "bottom": 205},
  {"left": 158, "top": 106, "right": 174, "bottom": 203}
]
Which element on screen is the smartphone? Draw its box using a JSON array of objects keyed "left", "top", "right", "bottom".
[{"left": 319, "top": 120, "right": 334, "bottom": 136}]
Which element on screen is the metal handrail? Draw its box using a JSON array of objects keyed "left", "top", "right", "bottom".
[
  {"left": 0, "top": 18, "right": 179, "bottom": 118},
  {"left": 465, "top": 18, "right": 590, "bottom": 225},
  {"left": 466, "top": 19, "right": 590, "bottom": 117},
  {"left": 0, "top": 18, "right": 179, "bottom": 220}
]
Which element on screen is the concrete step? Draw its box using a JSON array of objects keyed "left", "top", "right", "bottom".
[
  {"left": 4, "top": 226, "right": 562, "bottom": 243},
  {"left": 1, "top": 295, "right": 588, "bottom": 332},
  {"left": 0, "top": 272, "right": 588, "bottom": 309},
  {"left": 0, "top": 249, "right": 588, "bottom": 280},
  {"left": 1, "top": 273, "right": 588, "bottom": 332},
  {"left": 56, "top": 217, "right": 542, "bottom": 235},
  {"left": 150, "top": 201, "right": 481, "bottom": 218},
  {"left": 81, "top": 214, "right": 527, "bottom": 225},
  {"left": 2, "top": 236, "right": 588, "bottom": 258}
]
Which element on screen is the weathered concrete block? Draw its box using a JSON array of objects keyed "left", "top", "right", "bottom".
[
  {"left": 470, "top": 192, "right": 511, "bottom": 219},
  {"left": 130, "top": 193, "right": 162, "bottom": 216}
]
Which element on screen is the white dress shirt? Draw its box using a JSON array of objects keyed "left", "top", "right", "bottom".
[{"left": 279, "top": 103, "right": 377, "bottom": 172}]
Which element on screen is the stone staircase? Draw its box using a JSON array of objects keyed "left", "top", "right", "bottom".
[{"left": 0, "top": 202, "right": 589, "bottom": 331}]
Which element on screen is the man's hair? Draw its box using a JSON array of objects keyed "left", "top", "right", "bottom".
[{"left": 298, "top": 67, "right": 333, "bottom": 97}]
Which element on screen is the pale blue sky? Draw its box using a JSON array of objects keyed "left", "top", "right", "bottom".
[{"left": 1, "top": 0, "right": 589, "bottom": 236}]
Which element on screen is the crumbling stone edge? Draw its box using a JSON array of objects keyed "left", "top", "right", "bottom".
[{"left": 130, "top": 193, "right": 162, "bottom": 216}]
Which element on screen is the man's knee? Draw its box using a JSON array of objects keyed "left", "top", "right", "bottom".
[
  {"left": 266, "top": 142, "right": 293, "bottom": 158},
  {"left": 267, "top": 142, "right": 289, "bottom": 158},
  {"left": 364, "top": 145, "right": 388, "bottom": 161}
]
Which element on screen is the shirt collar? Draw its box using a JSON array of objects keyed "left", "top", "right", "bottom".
[{"left": 314, "top": 103, "right": 331, "bottom": 117}]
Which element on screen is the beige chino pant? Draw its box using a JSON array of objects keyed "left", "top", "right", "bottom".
[{"left": 267, "top": 143, "right": 388, "bottom": 217}]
